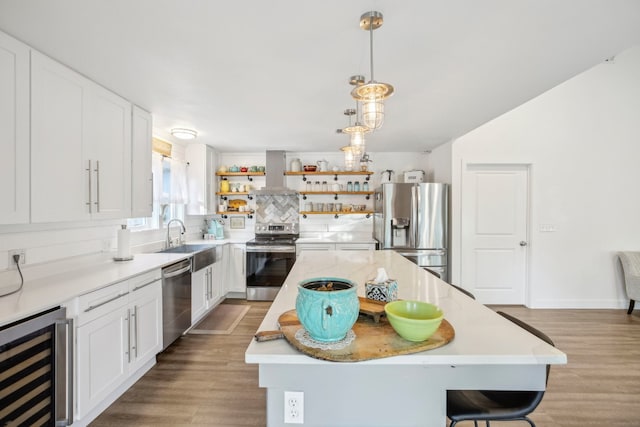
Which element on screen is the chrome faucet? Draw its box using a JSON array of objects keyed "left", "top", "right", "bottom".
[{"left": 166, "top": 218, "right": 186, "bottom": 248}]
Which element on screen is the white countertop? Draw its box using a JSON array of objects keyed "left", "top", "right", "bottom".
[
  {"left": 245, "top": 250, "right": 567, "bottom": 366},
  {"left": 296, "top": 232, "right": 376, "bottom": 244},
  {"left": 0, "top": 252, "right": 192, "bottom": 327}
]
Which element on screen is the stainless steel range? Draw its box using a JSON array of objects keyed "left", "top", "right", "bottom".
[{"left": 245, "top": 222, "right": 299, "bottom": 301}]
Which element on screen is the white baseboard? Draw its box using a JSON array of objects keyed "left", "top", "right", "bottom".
[{"left": 529, "top": 298, "right": 628, "bottom": 309}]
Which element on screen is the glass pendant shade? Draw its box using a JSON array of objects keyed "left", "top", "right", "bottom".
[
  {"left": 350, "top": 131, "right": 365, "bottom": 157},
  {"left": 342, "top": 111, "right": 369, "bottom": 158},
  {"left": 342, "top": 146, "right": 356, "bottom": 171},
  {"left": 362, "top": 97, "right": 384, "bottom": 129}
]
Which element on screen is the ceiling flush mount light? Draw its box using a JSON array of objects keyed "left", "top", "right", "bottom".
[
  {"left": 351, "top": 11, "right": 394, "bottom": 130},
  {"left": 170, "top": 128, "right": 198, "bottom": 140}
]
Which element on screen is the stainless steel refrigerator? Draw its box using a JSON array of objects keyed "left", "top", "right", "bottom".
[{"left": 373, "top": 183, "right": 448, "bottom": 281}]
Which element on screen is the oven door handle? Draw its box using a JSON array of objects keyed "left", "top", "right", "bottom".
[{"left": 246, "top": 246, "right": 296, "bottom": 253}]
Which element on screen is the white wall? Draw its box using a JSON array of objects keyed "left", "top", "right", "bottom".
[
  {"left": 451, "top": 45, "right": 640, "bottom": 308},
  {"left": 428, "top": 140, "right": 453, "bottom": 184}
]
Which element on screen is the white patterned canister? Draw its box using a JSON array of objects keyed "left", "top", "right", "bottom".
[{"left": 365, "top": 279, "right": 398, "bottom": 302}]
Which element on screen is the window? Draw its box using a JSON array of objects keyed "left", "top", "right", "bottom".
[{"left": 127, "top": 153, "right": 188, "bottom": 230}]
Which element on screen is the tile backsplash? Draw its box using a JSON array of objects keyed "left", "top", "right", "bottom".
[{"left": 255, "top": 194, "right": 299, "bottom": 224}]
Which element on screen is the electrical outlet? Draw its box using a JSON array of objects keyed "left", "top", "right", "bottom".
[
  {"left": 8, "top": 249, "right": 26, "bottom": 269},
  {"left": 284, "top": 391, "right": 304, "bottom": 424}
]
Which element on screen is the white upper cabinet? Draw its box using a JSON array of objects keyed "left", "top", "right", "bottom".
[
  {"left": 131, "top": 106, "right": 153, "bottom": 218},
  {"left": 31, "top": 51, "right": 88, "bottom": 223},
  {"left": 186, "top": 143, "right": 217, "bottom": 215},
  {"left": 84, "top": 82, "right": 132, "bottom": 220},
  {"left": 0, "top": 32, "right": 30, "bottom": 224},
  {"left": 31, "top": 51, "right": 132, "bottom": 222}
]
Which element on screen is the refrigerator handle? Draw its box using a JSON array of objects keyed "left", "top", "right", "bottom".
[{"left": 409, "top": 184, "right": 417, "bottom": 248}]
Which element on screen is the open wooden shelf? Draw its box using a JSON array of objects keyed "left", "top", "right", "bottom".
[
  {"left": 216, "top": 172, "right": 265, "bottom": 181},
  {"left": 300, "top": 210, "right": 373, "bottom": 219},
  {"left": 285, "top": 171, "right": 373, "bottom": 176},
  {"left": 286, "top": 171, "right": 373, "bottom": 181}
]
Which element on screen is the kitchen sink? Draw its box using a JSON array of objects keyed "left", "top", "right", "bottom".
[
  {"left": 158, "top": 244, "right": 216, "bottom": 271},
  {"left": 159, "top": 244, "right": 214, "bottom": 254}
]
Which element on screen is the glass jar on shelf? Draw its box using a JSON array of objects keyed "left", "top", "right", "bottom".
[
  {"left": 354, "top": 181, "right": 360, "bottom": 192},
  {"left": 322, "top": 181, "right": 328, "bottom": 192},
  {"left": 314, "top": 181, "right": 321, "bottom": 191},
  {"left": 347, "top": 181, "right": 353, "bottom": 192}
]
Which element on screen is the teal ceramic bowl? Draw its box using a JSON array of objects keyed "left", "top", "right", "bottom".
[
  {"left": 296, "top": 277, "right": 360, "bottom": 342},
  {"left": 384, "top": 300, "right": 443, "bottom": 342}
]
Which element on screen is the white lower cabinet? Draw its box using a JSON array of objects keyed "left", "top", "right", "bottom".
[
  {"left": 191, "top": 267, "right": 208, "bottom": 323},
  {"left": 127, "top": 280, "right": 162, "bottom": 373},
  {"left": 211, "top": 246, "right": 224, "bottom": 301},
  {"left": 192, "top": 246, "right": 225, "bottom": 324},
  {"left": 296, "top": 242, "right": 376, "bottom": 256},
  {"left": 76, "top": 302, "right": 128, "bottom": 418},
  {"left": 75, "top": 270, "right": 162, "bottom": 420},
  {"left": 226, "top": 243, "right": 246, "bottom": 294}
]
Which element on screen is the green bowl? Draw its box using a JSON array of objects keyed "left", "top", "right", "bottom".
[{"left": 384, "top": 300, "right": 444, "bottom": 342}]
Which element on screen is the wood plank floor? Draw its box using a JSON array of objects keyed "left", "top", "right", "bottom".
[{"left": 91, "top": 301, "right": 640, "bottom": 427}]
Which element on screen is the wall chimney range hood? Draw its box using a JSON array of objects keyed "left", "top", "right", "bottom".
[{"left": 251, "top": 150, "right": 297, "bottom": 196}]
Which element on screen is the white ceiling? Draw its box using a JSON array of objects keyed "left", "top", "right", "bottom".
[{"left": 1, "top": 1, "right": 640, "bottom": 153}]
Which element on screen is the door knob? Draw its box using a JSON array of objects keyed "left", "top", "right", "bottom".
[{"left": 520, "top": 241, "right": 528, "bottom": 246}]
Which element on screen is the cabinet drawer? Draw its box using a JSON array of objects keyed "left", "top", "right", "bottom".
[
  {"left": 335, "top": 243, "right": 375, "bottom": 251},
  {"left": 77, "top": 281, "right": 129, "bottom": 326},
  {"left": 296, "top": 243, "right": 335, "bottom": 252},
  {"left": 129, "top": 269, "right": 161, "bottom": 292}
]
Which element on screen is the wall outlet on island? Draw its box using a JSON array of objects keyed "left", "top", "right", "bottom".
[{"left": 284, "top": 391, "right": 304, "bottom": 424}]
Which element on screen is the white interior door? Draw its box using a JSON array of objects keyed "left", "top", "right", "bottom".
[{"left": 461, "top": 164, "right": 529, "bottom": 304}]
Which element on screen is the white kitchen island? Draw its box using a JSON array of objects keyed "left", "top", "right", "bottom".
[{"left": 245, "top": 250, "right": 567, "bottom": 427}]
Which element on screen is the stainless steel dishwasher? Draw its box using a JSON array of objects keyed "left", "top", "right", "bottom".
[{"left": 161, "top": 258, "right": 192, "bottom": 350}]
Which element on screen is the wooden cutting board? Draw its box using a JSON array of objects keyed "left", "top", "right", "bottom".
[{"left": 277, "top": 309, "right": 455, "bottom": 362}]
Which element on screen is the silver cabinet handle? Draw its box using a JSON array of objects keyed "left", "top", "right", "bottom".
[
  {"left": 132, "top": 279, "right": 159, "bottom": 292},
  {"left": 132, "top": 305, "right": 138, "bottom": 358},
  {"left": 125, "top": 309, "right": 131, "bottom": 362},
  {"left": 84, "top": 292, "right": 129, "bottom": 312},
  {"left": 150, "top": 173, "right": 154, "bottom": 208},
  {"left": 94, "top": 160, "right": 101, "bottom": 212},
  {"left": 520, "top": 241, "right": 528, "bottom": 246},
  {"left": 86, "top": 159, "right": 92, "bottom": 213}
]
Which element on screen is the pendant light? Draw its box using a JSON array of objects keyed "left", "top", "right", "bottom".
[
  {"left": 341, "top": 89, "right": 370, "bottom": 157},
  {"left": 341, "top": 145, "right": 356, "bottom": 171},
  {"left": 351, "top": 11, "right": 394, "bottom": 130}
]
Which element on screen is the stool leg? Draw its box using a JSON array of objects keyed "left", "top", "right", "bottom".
[{"left": 628, "top": 299, "right": 635, "bottom": 314}]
